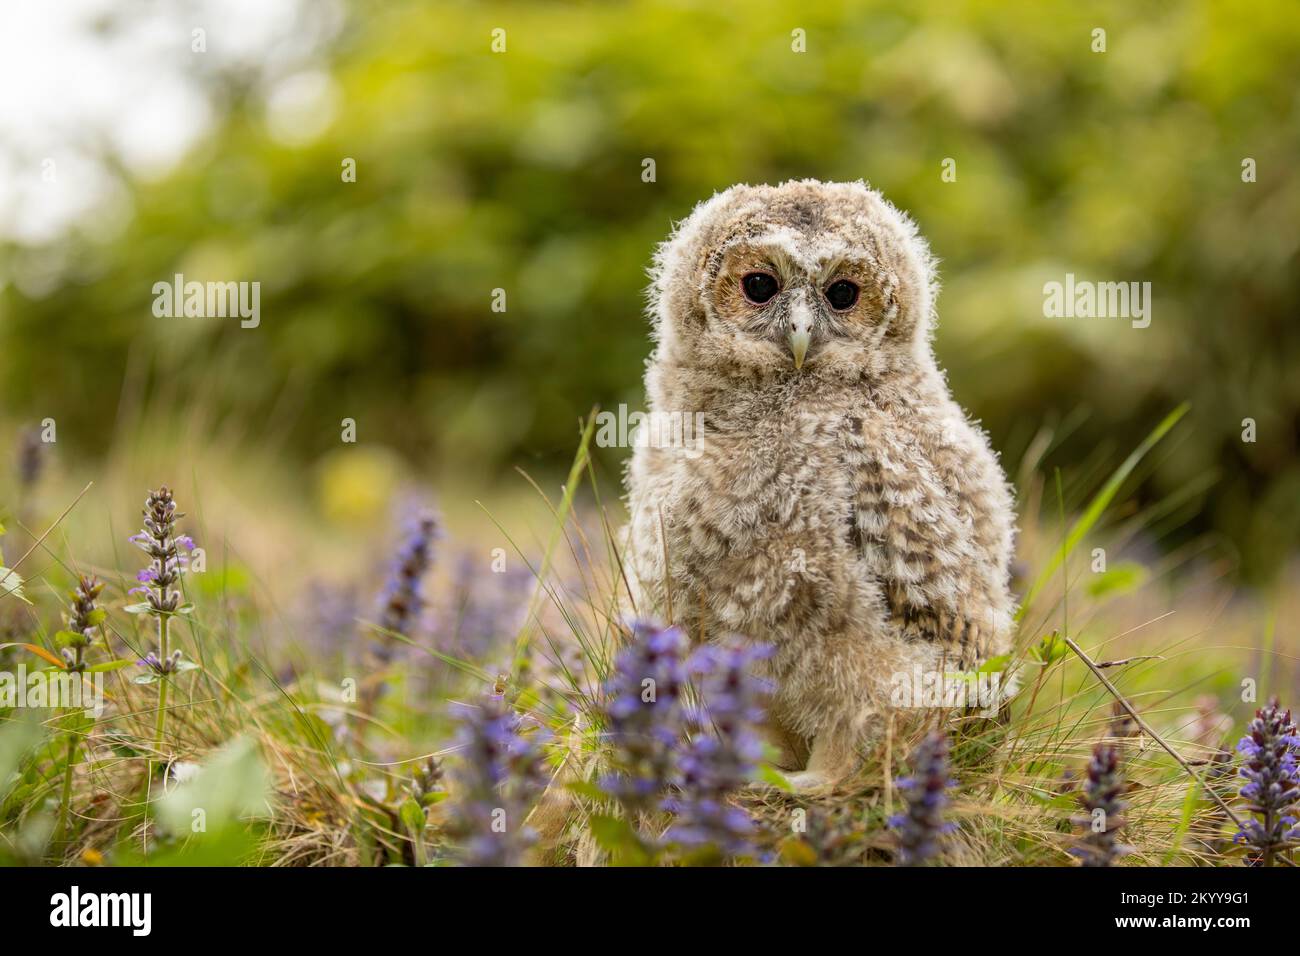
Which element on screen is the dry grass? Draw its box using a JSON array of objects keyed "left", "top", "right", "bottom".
[{"left": 1, "top": 410, "right": 1293, "bottom": 866}]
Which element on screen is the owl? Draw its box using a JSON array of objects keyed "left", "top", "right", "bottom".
[{"left": 623, "top": 179, "right": 1017, "bottom": 790}]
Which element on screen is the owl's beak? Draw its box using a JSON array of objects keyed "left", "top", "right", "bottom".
[{"left": 788, "top": 313, "right": 813, "bottom": 370}]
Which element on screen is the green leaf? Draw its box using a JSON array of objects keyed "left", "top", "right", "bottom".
[
  {"left": 53, "top": 630, "right": 87, "bottom": 648},
  {"left": 132, "top": 673, "right": 159, "bottom": 685},
  {"left": 157, "top": 736, "right": 271, "bottom": 837},
  {"left": 84, "top": 608, "right": 107, "bottom": 626},
  {"left": 588, "top": 813, "right": 641, "bottom": 853},
  {"left": 0, "top": 716, "right": 45, "bottom": 803},
  {"left": 87, "top": 659, "right": 135, "bottom": 673},
  {"left": 399, "top": 798, "right": 426, "bottom": 833},
  {"left": 1085, "top": 561, "right": 1148, "bottom": 599},
  {"left": 1030, "top": 632, "right": 1068, "bottom": 665},
  {"left": 756, "top": 763, "right": 794, "bottom": 792},
  {"left": 978, "top": 654, "right": 1011, "bottom": 674},
  {"left": 0, "top": 723, "right": 44, "bottom": 796},
  {"left": 564, "top": 780, "right": 608, "bottom": 801}
]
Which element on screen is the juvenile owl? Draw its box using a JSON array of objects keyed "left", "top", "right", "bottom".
[{"left": 624, "top": 179, "right": 1017, "bottom": 790}]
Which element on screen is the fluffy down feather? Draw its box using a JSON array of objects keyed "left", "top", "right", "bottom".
[{"left": 624, "top": 180, "right": 1017, "bottom": 789}]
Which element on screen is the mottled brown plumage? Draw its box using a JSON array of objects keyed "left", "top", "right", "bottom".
[{"left": 624, "top": 180, "right": 1017, "bottom": 789}]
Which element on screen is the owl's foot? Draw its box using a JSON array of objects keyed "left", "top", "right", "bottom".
[
  {"left": 741, "top": 768, "right": 834, "bottom": 794},
  {"left": 792, "top": 723, "right": 861, "bottom": 792},
  {"left": 785, "top": 770, "right": 835, "bottom": 793}
]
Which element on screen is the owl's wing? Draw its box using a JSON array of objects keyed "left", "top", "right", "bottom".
[{"left": 844, "top": 409, "right": 1013, "bottom": 668}]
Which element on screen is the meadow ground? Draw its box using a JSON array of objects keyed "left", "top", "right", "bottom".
[{"left": 1, "top": 406, "right": 1297, "bottom": 867}]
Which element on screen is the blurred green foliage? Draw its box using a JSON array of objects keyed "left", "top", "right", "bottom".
[{"left": 1, "top": 0, "right": 1297, "bottom": 580}]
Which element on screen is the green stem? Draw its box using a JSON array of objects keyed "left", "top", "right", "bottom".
[
  {"left": 412, "top": 828, "right": 427, "bottom": 868},
  {"left": 55, "top": 723, "right": 78, "bottom": 847},
  {"left": 153, "top": 614, "right": 170, "bottom": 751}
]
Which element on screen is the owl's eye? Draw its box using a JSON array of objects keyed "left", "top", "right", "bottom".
[
  {"left": 825, "top": 279, "right": 860, "bottom": 311},
  {"left": 741, "top": 271, "right": 780, "bottom": 305}
]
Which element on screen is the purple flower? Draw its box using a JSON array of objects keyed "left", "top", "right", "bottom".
[
  {"left": 599, "top": 620, "right": 690, "bottom": 816},
  {"left": 440, "top": 552, "right": 532, "bottom": 660},
  {"left": 138, "top": 649, "right": 183, "bottom": 675},
  {"left": 670, "top": 642, "right": 772, "bottom": 857},
  {"left": 373, "top": 508, "right": 440, "bottom": 663},
  {"left": 890, "top": 732, "right": 957, "bottom": 866},
  {"left": 130, "top": 486, "right": 190, "bottom": 616},
  {"left": 297, "top": 578, "right": 361, "bottom": 659},
  {"left": 60, "top": 575, "right": 104, "bottom": 673},
  {"left": 129, "top": 485, "right": 197, "bottom": 706},
  {"left": 597, "top": 622, "right": 773, "bottom": 860},
  {"left": 1234, "top": 698, "right": 1300, "bottom": 866},
  {"left": 1071, "top": 742, "right": 1129, "bottom": 867},
  {"left": 407, "top": 755, "right": 444, "bottom": 804},
  {"left": 444, "top": 691, "right": 549, "bottom": 866},
  {"left": 16, "top": 426, "right": 44, "bottom": 489}
]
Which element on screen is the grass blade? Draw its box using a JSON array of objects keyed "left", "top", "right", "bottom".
[{"left": 1019, "top": 403, "right": 1189, "bottom": 617}]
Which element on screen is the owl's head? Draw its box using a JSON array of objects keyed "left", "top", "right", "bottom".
[{"left": 648, "top": 180, "right": 937, "bottom": 378}]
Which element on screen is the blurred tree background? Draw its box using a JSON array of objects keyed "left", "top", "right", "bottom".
[{"left": 1, "top": 0, "right": 1297, "bottom": 582}]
